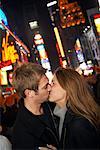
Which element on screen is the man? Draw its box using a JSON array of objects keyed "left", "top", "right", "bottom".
[{"left": 12, "top": 62, "right": 59, "bottom": 149}]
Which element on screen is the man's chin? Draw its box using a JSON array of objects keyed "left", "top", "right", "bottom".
[
  {"left": 45, "top": 99, "right": 49, "bottom": 102},
  {"left": 44, "top": 96, "right": 50, "bottom": 102}
]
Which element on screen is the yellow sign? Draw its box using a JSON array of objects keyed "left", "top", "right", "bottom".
[{"left": 2, "top": 32, "right": 19, "bottom": 63}]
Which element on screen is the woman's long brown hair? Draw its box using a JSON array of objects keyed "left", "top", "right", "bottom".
[{"left": 55, "top": 67, "right": 100, "bottom": 128}]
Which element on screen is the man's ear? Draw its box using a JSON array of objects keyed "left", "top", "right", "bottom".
[{"left": 24, "top": 89, "right": 35, "bottom": 98}]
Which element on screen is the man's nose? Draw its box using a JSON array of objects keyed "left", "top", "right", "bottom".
[{"left": 47, "top": 84, "right": 51, "bottom": 92}]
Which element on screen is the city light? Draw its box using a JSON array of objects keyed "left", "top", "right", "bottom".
[
  {"left": 29, "top": 21, "right": 39, "bottom": 30},
  {"left": 59, "top": 1, "right": 85, "bottom": 28},
  {"left": 34, "top": 33, "right": 52, "bottom": 71},
  {"left": 54, "top": 27, "right": 67, "bottom": 68},
  {"left": 98, "top": 0, "right": 100, "bottom": 9},
  {"left": 54, "top": 27, "right": 65, "bottom": 57},
  {"left": 47, "top": 1, "right": 57, "bottom": 7},
  {"left": 0, "top": 8, "right": 8, "bottom": 29}
]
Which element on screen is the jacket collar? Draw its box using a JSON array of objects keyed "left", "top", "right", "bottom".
[{"left": 63, "top": 107, "right": 76, "bottom": 126}]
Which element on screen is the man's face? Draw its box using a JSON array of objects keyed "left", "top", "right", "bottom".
[{"left": 36, "top": 75, "right": 51, "bottom": 103}]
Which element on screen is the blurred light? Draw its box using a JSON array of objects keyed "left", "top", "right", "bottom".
[
  {"left": 56, "top": 8, "right": 59, "bottom": 11},
  {"left": 54, "top": 27, "right": 67, "bottom": 67},
  {"left": 68, "top": 50, "right": 71, "bottom": 53},
  {"left": 0, "top": 8, "right": 8, "bottom": 29},
  {"left": 34, "top": 39, "right": 44, "bottom": 45},
  {"left": 34, "top": 34, "right": 42, "bottom": 40},
  {"left": 45, "top": 71, "right": 53, "bottom": 84},
  {"left": 1, "top": 65, "right": 12, "bottom": 71},
  {"left": 54, "top": 27, "right": 65, "bottom": 57},
  {"left": 85, "top": 28, "right": 88, "bottom": 31},
  {"left": 59, "top": 1, "right": 85, "bottom": 28},
  {"left": 87, "top": 26, "right": 90, "bottom": 29},
  {"left": 47, "top": 1, "right": 57, "bottom": 7},
  {"left": 98, "top": 0, "right": 100, "bottom": 8},
  {"left": 79, "top": 62, "right": 87, "bottom": 70},
  {"left": 63, "top": 16, "right": 66, "bottom": 19},
  {"left": 37, "top": 45, "right": 45, "bottom": 51},
  {"left": 94, "top": 18, "right": 100, "bottom": 35},
  {"left": 29, "top": 21, "right": 39, "bottom": 30},
  {"left": 84, "top": 69, "right": 93, "bottom": 76},
  {"left": 0, "top": 70, "right": 8, "bottom": 85}
]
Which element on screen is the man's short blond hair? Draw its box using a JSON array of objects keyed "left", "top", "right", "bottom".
[{"left": 12, "top": 62, "right": 46, "bottom": 98}]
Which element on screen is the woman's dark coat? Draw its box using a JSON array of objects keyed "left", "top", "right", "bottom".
[{"left": 60, "top": 109, "right": 99, "bottom": 149}]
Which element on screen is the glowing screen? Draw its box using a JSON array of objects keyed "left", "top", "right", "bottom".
[{"left": 0, "top": 8, "right": 8, "bottom": 29}]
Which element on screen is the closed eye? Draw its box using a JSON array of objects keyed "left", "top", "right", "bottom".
[
  {"left": 44, "top": 83, "right": 50, "bottom": 89},
  {"left": 51, "top": 81, "right": 55, "bottom": 86}
]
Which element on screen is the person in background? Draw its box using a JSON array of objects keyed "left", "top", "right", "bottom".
[
  {"left": 0, "top": 108, "right": 12, "bottom": 150},
  {"left": 0, "top": 126, "right": 12, "bottom": 150},
  {"left": 12, "top": 62, "right": 59, "bottom": 150},
  {"left": 0, "top": 86, "right": 19, "bottom": 142},
  {"left": 49, "top": 67, "right": 100, "bottom": 149}
]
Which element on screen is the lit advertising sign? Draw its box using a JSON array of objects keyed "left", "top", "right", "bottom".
[
  {"left": 0, "top": 8, "right": 8, "bottom": 30},
  {"left": 34, "top": 33, "right": 51, "bottom": 71},
  {"left": 93, "top": 14, "right": 100, "bottom": 36},
  {"left": 34, "top": 39, "right": 44, "bottom": 45},
  {"left": 0, "top": 70, "right": 8, "bottom": 85}
]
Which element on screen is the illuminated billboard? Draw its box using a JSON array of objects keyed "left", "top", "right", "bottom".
[
  {"left": 0, "top": 8, "right": 8, "bottom": 29},
  {"left": 0, "top": 70, "right": 8, "bottom": 85},
  {"left": 34, "top": 33, "right": 51, "bottom": 71},
  {"left": 93, "top": 13, "right": 100, "bottom": 36}
]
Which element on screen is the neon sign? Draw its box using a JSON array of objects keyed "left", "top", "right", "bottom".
[{"left": 0, "top": 8, "right": 8, "bottom": 29}]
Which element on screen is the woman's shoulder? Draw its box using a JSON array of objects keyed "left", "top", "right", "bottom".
[
  {"left": 66, "top": 109, "right": 96, "bottom": 131},
  {"left": 69, "top": 114, "right": 97, "bottom": 136},
  {"left": 71, "top": 116, "right": 93, "bottom": 129}
]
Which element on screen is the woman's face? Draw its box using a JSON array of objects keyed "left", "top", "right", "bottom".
[{"left": 49, "top": 75, "right": 67, "bottom": 107}]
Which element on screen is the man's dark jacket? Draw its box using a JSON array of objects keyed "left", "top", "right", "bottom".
[{"left": 12, "top": 101, "right": 59, "bottom": 150}]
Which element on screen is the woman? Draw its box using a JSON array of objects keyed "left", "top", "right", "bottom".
[{"left": 49, "top": 67, "right": 100, "bottom": 149}]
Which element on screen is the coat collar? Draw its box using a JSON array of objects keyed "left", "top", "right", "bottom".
[{"left": 63, "top": 108, "right": 76, "bottom": 126}]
